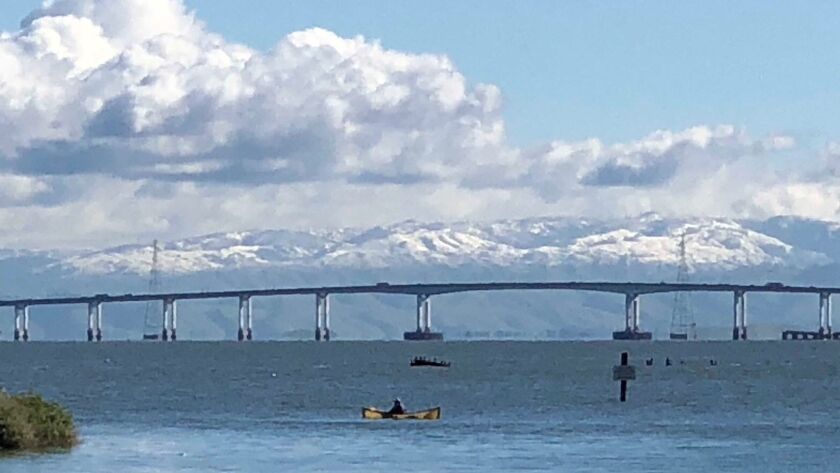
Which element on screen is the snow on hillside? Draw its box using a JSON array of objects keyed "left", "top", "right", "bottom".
[
  {"left": 564, "top": 219, "right": 825, "bottom": 269},
  {"left": 57, "top": 215, "right": 831, "bottom": 275}
]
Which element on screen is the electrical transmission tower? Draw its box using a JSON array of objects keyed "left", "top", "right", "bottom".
[
  {"left": 142, "top": 240, "right": 162, "bottom": 340},
  {"left": 669, "top": 231, "right": 696, "bottom": 340}
]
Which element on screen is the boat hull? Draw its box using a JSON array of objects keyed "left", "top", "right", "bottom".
[
  {"left": 403, "top": 331, "right": 444, "bottom": 341},
  {"left": 362, "top": 406, "right": 441, "bottom": 420},
  {"left": 410, "top": 358, "right": 450, "bottom": 367}
]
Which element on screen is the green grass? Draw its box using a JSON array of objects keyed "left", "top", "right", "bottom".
[{"left": 0, "top": 391, "right": 78, "bottom": 453}]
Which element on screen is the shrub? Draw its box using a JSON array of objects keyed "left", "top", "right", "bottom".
[{"left": 0, "top": 391, "right": 77, "bottom": 452}]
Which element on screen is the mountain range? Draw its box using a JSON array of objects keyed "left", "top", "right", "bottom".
[
  {"left": 60, "top": 213, "right": 832, "bottom": 274},
  {"left": 3, "top": 213, "right": 840, "bottom": 341}
]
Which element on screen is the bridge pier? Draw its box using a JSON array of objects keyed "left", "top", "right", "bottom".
[
  {"left": 423, "top": 297, "right": 431, "bottom": 333},
  {"left": 817, "top": 293, "right": 832, "bottom": 339},
  {"left": 22, "top": 305, "right": 29, "bottom": 341},
  {"left": 414, "top": 294, "right": 432, "bottom": 333},
  {"left": 416, "top": 294, "right": 426, "bottom": 332},
  {"left": 13, "top": 306, "right": 20, "bottom": 341},
  {"left": 732, "top": 292, "right": 738, "bottom": 340},
  {"left": 246, "top": 297, "right": 253, "bottom": 341},
  {"left": 404, "top": 294, "right": 443, "bottom": 341},
  {"left": 161, "top": 300, "right": 168, "bottom": 341},
  {"left": 161, "top": 298, "right": 176, "bottom": 341},
  {"left": 612, "top": 294, "right": 651, "bottom": 340},
  {"left": 87, "top": 302, "right": 101, "bottom": 342},
  {"left": 323, "top": 295, "right": 330, "bottom": 341},
  {"left": 819, "top": 293, "right": 826, "bottom": 338},
  {"left": 160, "top": 299, "right": 169, "bottom": 342},
  {"left": 238, "top": 295, "right": 251, "bottom": 341},
  {"left": 168, "top": 299, "right": 177, "bottom": 341},
  {"left": 733, "top": 291, "right": 747, "bottom": 340},
  {"left": 95, "top": 303, "right": 103, "bottom": 341},
  {"left": 13, "top": 305, "right": 29, "bottom": 342},
  {"left": 315, "top": 293, "right": 329, "bottom": 341}
]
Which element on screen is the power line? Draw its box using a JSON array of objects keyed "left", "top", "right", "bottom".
[
  {"left": 669, "top": 231, "right": 696, "bottom": 340},
  {"left": 142, "top": 240, "right": 162, "bottom": 340}
]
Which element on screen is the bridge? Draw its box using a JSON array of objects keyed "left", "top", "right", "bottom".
[{"left": 1, "top": 281, "right": 837, "bottom": 342}]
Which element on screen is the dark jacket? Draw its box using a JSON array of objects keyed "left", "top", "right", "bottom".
[{"left": 387, "top": 401, "right": 405, "bottom": 415}]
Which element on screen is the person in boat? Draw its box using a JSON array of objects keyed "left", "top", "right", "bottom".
[{"left": 387, "top": 398, "right": 405, "bottom": 415}]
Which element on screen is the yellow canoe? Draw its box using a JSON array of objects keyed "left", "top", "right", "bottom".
[{"left": 361, "top": 406, "right": 441, "bottom": 420}]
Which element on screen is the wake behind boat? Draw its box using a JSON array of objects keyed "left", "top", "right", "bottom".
[{"left": 362, "top": 406, "right": 441, "bottom": 420}]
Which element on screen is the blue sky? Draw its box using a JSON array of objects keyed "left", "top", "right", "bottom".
[
  {"left": 1, "top": 0, "right": 840, "bottom": 248},
  {"left": 3, "top": 0, "right": 839, "bottom": 146}
]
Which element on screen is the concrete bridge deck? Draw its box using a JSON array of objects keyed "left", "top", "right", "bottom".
[{"left": 2, "top": 281, "right": 837, "bottom": 342}]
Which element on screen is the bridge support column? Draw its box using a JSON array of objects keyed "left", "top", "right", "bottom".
[
  {"left": 423, "top": 297, "right": 432, "bottom": 333},
  {"left": 165, "top": 299, "right": 177, "bottom": 341},
  {"left": 417, "top": 294, "right": 429, "bottom": 332},
  {"left": 315, "top": 293, "right": 329, "bottom": 341},
  {"left": 246, "top": 298, "right": 253, "bottom": 341},
  {"left": 819, "top": 293, "right": 832, "bottom": 339},
  {"left": 612, "top": 294, "right": 651, "bottom": 340},
  {"left": 819, "top": 293, "right": 827, "bottom": 338},
  {"left": 315, "top": 294, "right": 322, "bottom": 341},
  {"left": 14, "top": 305, "right": 28, "bottom": 342},
  {"left": 732, "top": 292, "right": 739, "bottom": 341},
  {"left": 625, "top": 294, "right": 639, "bottom": 331},
  {"left": 161, "top": 300, "right": 168, "bottom": 341},
  {"left": 238, "top": 295, "right": 250, "bottom": 342},
  {"left": 404, "top": 294, "right": 443, "bottom": 341},
  {"left": 13, "top": 306, "right": 21, "bottom": 341},
  {"left": 323, "top": 295, "right": 330, "bottom": 341},
  {"left": 416, "top": 294, "right": 425, "bottom": 332},
  {"left": 733, "top": 291, "right": 747, "bottom": 340},
  {"left": 87, "top": 302, "right": 99, "bottom": 342},
  {"left": 634, "top": 297, "right": 641, "bottom": 332},
  {"left": 741, "top": 292, "right": 747, "bottom": 340},
  {"left": 95, "top": 302, "right": 103, "bottom": 341},
  {"left": 22, "top": 306, "right": 29, "bottom": 342}
]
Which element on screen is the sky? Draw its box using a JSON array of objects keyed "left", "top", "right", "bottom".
[{"left": 0, "top": 0, "right": 839, "bottom": 249}]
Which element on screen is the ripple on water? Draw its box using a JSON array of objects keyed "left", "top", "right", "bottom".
[{"left": 0, "top": 341, "right": 837, "bottom": 472}]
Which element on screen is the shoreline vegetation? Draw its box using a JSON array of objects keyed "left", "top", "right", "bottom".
[{"left": 0, "top": 391, "right": 78, "bottom": 454}]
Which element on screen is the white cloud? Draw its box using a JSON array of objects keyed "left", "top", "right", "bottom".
[
  {"left": 517, "top": 125, "right": 789, "bottom": 204},
  {"left": 3, "top": 2, "right": 508, "bottom": 188},
  {"left": 0, "top": 174, "right": 51, "bottom": 203},
  {"left": 0, "top": 0, "right": 834, "bottom": 249}
]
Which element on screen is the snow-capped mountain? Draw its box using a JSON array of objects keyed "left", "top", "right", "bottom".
[
  {"left": 4, "top": 214, "right": 840, "bottom": 341},
  {"left": 60, "top": 214, "right": 829, "bottom": 275}
]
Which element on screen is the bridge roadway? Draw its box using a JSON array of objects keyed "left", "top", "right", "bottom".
[{"left": 1, "top": 281, "right": 837, "bottom": 342}]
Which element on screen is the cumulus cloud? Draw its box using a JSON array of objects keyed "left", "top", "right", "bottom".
[
  {"left": 580, "top": 126, "right": 752, "bottom": 187},
  {"left": 0, "top": 0, "right": 833, "bottom": 249},
  {"left": 2, "top": 0, "right": 505, "bottom": 188},
  {"left": 514, "top": 125, "right": 796, "bottom": 207}
]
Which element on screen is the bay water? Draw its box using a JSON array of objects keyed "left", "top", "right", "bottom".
[{"left": 0, "top": 341, "right": 837, "bottom": 472}]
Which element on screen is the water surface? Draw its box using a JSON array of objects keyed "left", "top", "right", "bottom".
[{"left": 0, "top": 341, "right": 836, "bottom": 472}]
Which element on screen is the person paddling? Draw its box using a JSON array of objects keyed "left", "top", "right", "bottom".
[{"left": 387, "top": 398, "right": 406, "bottom": 415}]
